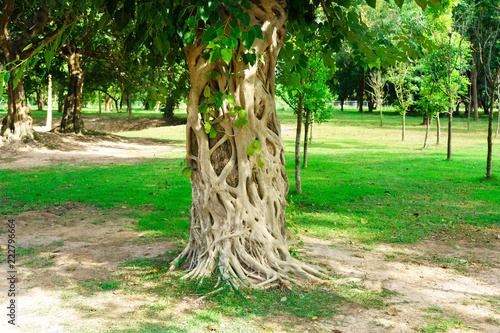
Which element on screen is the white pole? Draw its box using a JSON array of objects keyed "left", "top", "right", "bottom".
[{"left": 46, "top": 74, "right": 52, "bottom": 130}]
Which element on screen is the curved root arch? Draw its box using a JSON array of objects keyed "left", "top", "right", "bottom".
[{"left": 171, "top": 0, "right": 326, "bottom": 289}]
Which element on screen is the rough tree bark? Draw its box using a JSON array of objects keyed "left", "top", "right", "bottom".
[
  {"left": 169, "top": 0, "right": 324, "bottom": 289},
  {"left": 0, "top": 0, "right": 68, "bottom": 140},
  {"left": 60, "top": 44, "right": 84, "bottom": 133},
  {"left": 1, "top": 69, "right": 34, "bottom": 140},
  {"left": 0, "top": 0, "right": 37, "bottom": 140}
]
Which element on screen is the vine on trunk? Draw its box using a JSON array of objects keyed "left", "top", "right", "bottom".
[{"left": 170, "top": 0, "right": 328, "bottom": 289}]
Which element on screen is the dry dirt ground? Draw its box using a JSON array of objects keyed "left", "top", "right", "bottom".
[{"left": 0, "top": 120, "right": 499, "bottom": 333}]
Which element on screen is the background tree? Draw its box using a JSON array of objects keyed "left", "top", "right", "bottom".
[
  {"left": 0, "top": 0, "right": 84, "bottom": 140},
  {"left": 471, "top": 0, "right": 500, "bottom": 180},
  {"left": 388, "top": 61, "right": 415, "bottom": 141},
  {"left": 277, "top": 20, "right": 334, "bottom": 193},
  {"left": 424, "top": 28, "right": 471, "bottom": 160},
  {"left": 367, "top": 69, "right": 387, "bottom": 127},
  {"left": 327, "top": 53, "right": 358, "bottom": 111}
]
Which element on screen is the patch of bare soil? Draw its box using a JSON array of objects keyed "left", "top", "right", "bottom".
[
  {"left": 83, "top": 115, "right": 185, "bottom": 133},
  {"left": 0, "top": 204, "right": 498, "bottom": 332},
  {"left": 300, "top": 235, "right": 500, "bottom": 333},
  {"left": 0, "top": 130, "right": 184, "bottom": 170},
  {"left": 0, "top": 204, "right": 176, "bottom": 333}
]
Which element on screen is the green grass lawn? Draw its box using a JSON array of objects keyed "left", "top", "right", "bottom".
[
  {"left": 1, "top": 106, "right": 499, "bottom": 244},
  {"left": 1, "top": 106, "right": 499, "bottom": 332},
  {"left": 281, "top": 107, "right": 500, "bottom": 243}
]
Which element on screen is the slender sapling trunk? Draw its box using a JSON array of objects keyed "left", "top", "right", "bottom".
[
  {"left": 447, "top": 107, "right": 453, "bottom": 160},
  {"left": 295, "top": 78, "right": 304, "bottom": 193},
  {"left": 303, "top": 107, "right": 310, "bottom": 169},
  {"left": 436, "top": 112, "right": 441, "bottom": 144}
]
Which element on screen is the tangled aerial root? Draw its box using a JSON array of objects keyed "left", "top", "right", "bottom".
[{"left": 169, "top": 237, "right": 330, "bottom": 290}]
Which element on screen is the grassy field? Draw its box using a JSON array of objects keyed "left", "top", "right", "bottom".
[
  {"left": 1, "top": 106, "right": 499, "bottom": 332},
  {"left": 1, "top": 106, "right": 498, "bottom": 244}
]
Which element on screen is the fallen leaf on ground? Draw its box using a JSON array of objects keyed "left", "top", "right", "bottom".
[
  {"left": 386, "top": 308, "right": 398, "bottom": 316},
  {"left": 280, "top": 296, "right": 287, "bottom": 302}
]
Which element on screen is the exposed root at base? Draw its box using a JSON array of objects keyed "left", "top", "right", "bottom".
[{"left": 168, "top": 243, "right": 329, "bottom": 290}]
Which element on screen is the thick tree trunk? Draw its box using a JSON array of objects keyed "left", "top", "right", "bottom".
[
  {"left": 295, "top": 78, "right": 304, "bottom": 193},
  {"left": 1, "top": 67, "right": 34, "bottom": 141},
  {"left": 60, "top": 47, "right": 84, "bottom": 133},
  {"left": 303, "top": 107, "right": 310, "bottom": 169},
  {"left": 340, "top": 99, "right": 344, "bottom": 111},
  {"left": 36, "top": 90, "right": 44, "bottom": 111},
  {"left": 170, "top": 1, "right": 324, "bottom": 288}
]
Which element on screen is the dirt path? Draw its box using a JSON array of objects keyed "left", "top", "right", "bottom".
[
  {"left": 0, "top": 130, "right": 185, "bottom": 169},
  {"left": 0, "top": 122, "right": 499, "bottom": 332},
  {"left": 0, "top": 206, "right": 498, "bottom": 332}
]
